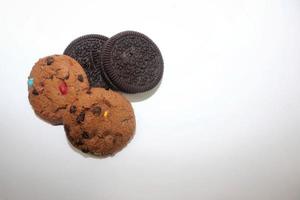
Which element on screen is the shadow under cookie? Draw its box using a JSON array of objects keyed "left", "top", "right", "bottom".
[{"left": 122, "top": 80, "right": 162, "bottom": 103}]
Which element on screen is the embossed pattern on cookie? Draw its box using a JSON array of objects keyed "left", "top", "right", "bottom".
[
  {"left": 102, "top": 31, "right": 164, "bottom": 93},
  {"left": 64, "top": 34, "right": 109, "bottom": 88}
]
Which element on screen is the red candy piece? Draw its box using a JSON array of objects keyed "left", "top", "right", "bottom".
[{"left": 59, "top": 82, "right": 68, "bottom": 95}]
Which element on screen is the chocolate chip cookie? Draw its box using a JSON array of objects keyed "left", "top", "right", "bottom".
[
  {"left": 28, "top": 55, "right": 89, "bottom": 125},
  {"left": 63, "top": 88, "right": 135, "bottom": 156}
]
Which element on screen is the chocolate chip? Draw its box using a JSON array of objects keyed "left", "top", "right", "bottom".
[
  {"left": 77, "top": 74, "right": 84, "bottom": 82},
  {"left": 75, "top": 139, "right": 83, "bottom": 145},
  {"left": 81, "top": 147, "right": 89, "bottom": 153},
  {"left": 82, "top": 131, "right": 90, "bottom": 139},
  {"left": 76, "top": 111, "right": 85, "bottom": 123},
  {"left": 86, "top": 89, "right": 92, "bottom": 94},
  {"left": 32, "top": 89, "right": 39, "bottom": 95},
  {"left": 91, "top": 106, "right": 101, "bottom": 116},
  {"left": 69, "top": 105, "right": 77, "bottom": 113},
  {"left": 46, "top": 56, "right": 54, "bottom": 65}
]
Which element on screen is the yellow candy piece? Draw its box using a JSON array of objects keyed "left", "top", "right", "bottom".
[{"left": 103, "top": 111, "right": 109, "bottom": 118}]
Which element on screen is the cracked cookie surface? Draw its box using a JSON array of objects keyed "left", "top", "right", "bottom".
[
  {"left": 63, "top": 88, "right": 135, "bottom": 157},
  {"left": 28, "top": 55, "right": 89, "bottom": 125}
]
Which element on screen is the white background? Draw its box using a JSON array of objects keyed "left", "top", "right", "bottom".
[{"left": 0, "top": 0, "right": 300, "bottom": 199}]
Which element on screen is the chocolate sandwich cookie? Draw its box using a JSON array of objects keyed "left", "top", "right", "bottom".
[
  {"left": 64, "top": 34, "right": 109, "bottom": 88},
  {"left": 63, "top": 88, "right": 135, "bottom": 156},
  {"left": 102, "top": 31, "right": 164, "bottom": 93},
  {"left": 28, "top": 55, "right": 89, "bottom": 125}
]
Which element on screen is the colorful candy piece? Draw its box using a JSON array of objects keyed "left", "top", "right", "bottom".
[
  {"left": 59, "top": 82, "right": 68, "bottom": 95},
  {"left": 103, "top": 111, "right": 109, "bottom": 118},
  {"left": 28, "top": 78, "right": 34, "bottom": 87}
]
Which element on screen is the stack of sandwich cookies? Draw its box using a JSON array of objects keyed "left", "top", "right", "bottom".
[
  {"left": 28, "top": 30, "right": 163, "bottom": 157},
  {"left": 64, "top": 31, "right": 164, "bottom": 93}
]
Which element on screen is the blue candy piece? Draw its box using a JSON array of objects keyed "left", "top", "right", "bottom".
[{"left": 28, "top": 78, "right": 34, "bottom": 87}]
